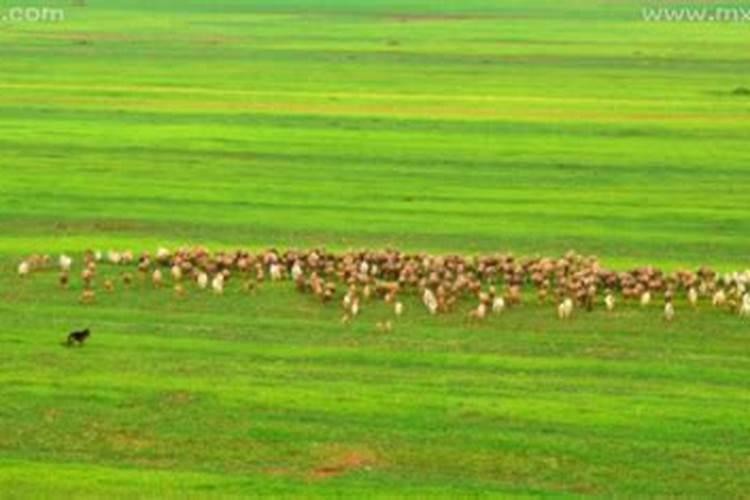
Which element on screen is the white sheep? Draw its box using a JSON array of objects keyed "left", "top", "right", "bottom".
[
  {"left": 156, "top": 247, "right": 170, "bottom": 260},
  {"left": 470, "top": 303, "right": 487, "bottom": 321},
  {"left": 269, "top": 263, "right": 283, "bottom": 281},
  {"left": 212, "top": 274, "right": 224, "bottom": 295},
  {"left": 59, "top": 254, "right": 73, "bottom": 272},
  {"left": 197, "top": 272, "right": 209, "bottom": 289},
  {"left": 422, "top": 288, "right": 438, "bottom": 315},
  {"left": 712, "top": 289, "right": 726, "bottom": 307},
  {"left": 558, "top": 298, "right": 573, "bottom": 320},
  {"left": 171, "top": 265, "right": 182, "bottom": 282},
  {"left": 394, "top": 301, "right": 404, "bottom": 317},
  {"left": 17, "top": 261, "right": 30, "bottom": 277},
  {"left": 291, "top": 261, "right": 304, "bottom": 281},
  {"left": 664, "top": 302, "right": 675, "bottom": 322},
  {"left": 605, "top": 293, "right": 615, "bottom": 312},
  {"left": 492, "top": 297, "right": 505, "bottom": 314},
  {"left": 152, "top": 269, "right": 163, "bottom": 287},
  {"left": 740, "top": 294, "right": 750, "bottom": 317},
  {"left": 107, "top": 250, "right": 122, "bottom": 265}
]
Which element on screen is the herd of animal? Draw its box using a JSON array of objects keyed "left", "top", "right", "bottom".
[{"left": 15, "top": 247, "right": 750, "bottom": 324}]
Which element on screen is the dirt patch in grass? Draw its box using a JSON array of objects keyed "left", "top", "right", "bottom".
[
  {"left": 263, "top": 467, "right": 292, "bottom": 477},
  {"left": 107, "top": 432, "right": 154, "bottom": 452},
  {"left": 308, "top": 447, "right": 378, "bottom": 481},
  {"left": 43, "top": 408, "right": 62, "bottom": 423},
  {"left": 160, "top": 390, "right": 195, "bottom": 407}
]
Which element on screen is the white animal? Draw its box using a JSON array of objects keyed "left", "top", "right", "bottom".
[
  {"left": 605, "top": 293, "right": 615, "bottom": 312},
  {"left": 269, "top": 263, "right": 283, "bottom": 281},
  {"left": 212, "top": 274, "right": 224, "bottom": 295},
  {"left": 17, "top": 261, "right": 30, "bottom": 277},
  {"left": 492, "top": 297, "right": 505, "bottom": 314},
  {"left": 59, "top": 254, "right": 73, "bottom": 272},
  {"left": 422, "top": 288, "right": 438, "bottom": 315},
  {"left": 394, "top": 301, "right": 404, "bottom": 317},
  {"left": 350, "top": 299, "right": 360, "bottom": 317},
  {"left": 712, "top": 289, "right": 726, "bottom": 307},
  {"left": 291, "top": 261, "right": 303, "bottom": 281},
  {"left": 107, "top": 250, "right": 122, "bottom": 265},
  {"left": 640, "top": 291, "right": 651, "bottom": 307},
  {"left": 343, "top": 292, "right": 353, "bottom": 310},
  {"left": 171, "top": 265, "right": 182, "bottom": 282},
  {"left": 197, "top": 272, "right": 209, "bottom": 289},
  {"left": 473, "top": 303, "right": 487, "bottom": 320},
  {"left": 740, "top": 294, "right": 750, "bottom": 317},
  {"left": 558, "top": 298, "right": 573, "bottom": 320},
  {"left": 156, "top": 247, "right": 171, "bottom": 261},
  {"left": 152, "top": 269, "right": 163, "bottom": 287},
  {"left": 664, "top": 302, "right": 675, "bottom": 322}
]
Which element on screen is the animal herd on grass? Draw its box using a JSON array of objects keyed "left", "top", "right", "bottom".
[{"left": 16, "top": 247, "right": 750, "bottom": 326}]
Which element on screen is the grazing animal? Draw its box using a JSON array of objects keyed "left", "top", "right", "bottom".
[
  {"left": 376, "top": 320, "right": 392, "bottom": 333},
  {"left": 350, "top": 299, "right": 360, "bottom": 317},
  {"left": 156, "top": 247, "right": 171, "bottom": 262},
  {"left": 604, "top": 292, "right": 615, "bottom": 312},
  {"left": 687, "top": 287, "right": 698, "bottom": 308},
  {"left": 17, "top": 261, "right": 30, "bottom": 277},
  {"left": 269, "top": 263, "right": 283, "bottom": 281},
  {"left": 422, "top": 288, "right": 438, "bottom": 315},
  {"left": 66, "top": 328, "right": 91, "bottom": 347},
  {"left": 492, "top": 296, "right": 505, "bottom": 314},
  {"left": 152, "top": 269, "right": 163, "bottom": 288},
  {"left": 640, "top": 291, "right": 651, "bottom": 307},
  {"left": 79, "top": 289, "right": 96, "bottom": 304},
  {"left": 171, "top": 265, "right": 182, "bottom": 282},
  {"left": 712, "top": 289, "right": 726, "bottom": 307},
  {"left": 558, "top": 298, "right": 573, "bottom": 320},
  {"left": 740, "top": 294, "right": 750, "bottom": 318},
  {"left": 103, "top": 279, "right": 114, "bottom": 292},
  {"left": 197, "top": 272, "right": 209, "bottom": 289},
  {"left": 81, "top": 267, "right": 95, "bottom": 288},
  {"left": 59, "top": 254, "right": 73, "bottom": 272},
  {"left": 664, "top": 301, "right": 675, "bottom": 322},
  {"left": 107, "top": 250, "right": 122, "bottom": 265},
  {"left": 469, "top": 303, "right": 487, "bottom": 321},
  {"left": 212, "top": 274, "right": 224, "bottom": 295},
  {"left": 291, "top": 261, "right": 304, "bottom": 281},
  {"left": 394, "top": 301, "right": 404, "bottom": 317}
]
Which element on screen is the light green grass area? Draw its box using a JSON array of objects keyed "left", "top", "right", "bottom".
[{"left": 1, "top": 0, "right": 749, "bottom": 496}]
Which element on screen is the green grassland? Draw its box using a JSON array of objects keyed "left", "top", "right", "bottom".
[{"left": 1, "top": 0, "right": 749, "bottom": 496}]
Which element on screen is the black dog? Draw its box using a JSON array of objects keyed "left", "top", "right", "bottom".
[{"left": 66, "top": 328, "right": 91, "bottom": 347}]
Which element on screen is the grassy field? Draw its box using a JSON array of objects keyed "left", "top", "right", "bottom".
[{"left": 1, "top": 0, "right": 749, "bottom": 496}]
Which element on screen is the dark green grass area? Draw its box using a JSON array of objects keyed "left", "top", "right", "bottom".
[{"left": 1, "top": 0, "right": 749, "bottom": 496}]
